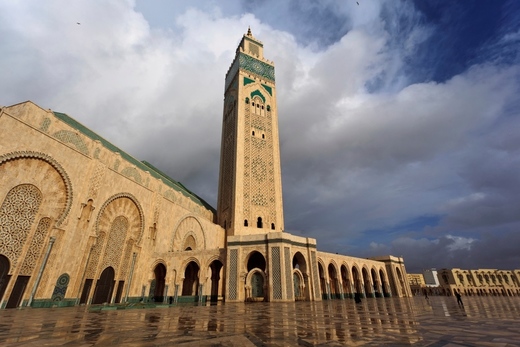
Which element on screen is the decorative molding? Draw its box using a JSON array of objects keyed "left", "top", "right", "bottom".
[{"left": 0, "top": 151, "right": 73, "bottom": 226}]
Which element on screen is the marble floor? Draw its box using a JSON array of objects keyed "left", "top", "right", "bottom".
[{"left": 1, "top": 296, "right": 520, "bottom": 346}]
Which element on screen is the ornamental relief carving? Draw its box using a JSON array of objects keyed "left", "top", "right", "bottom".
[
  {"left": 0, "top": 184, "right": 42, "bottom": 270},
  {"left": 0, "top": 152, "right": 73, "bottom": 227}
]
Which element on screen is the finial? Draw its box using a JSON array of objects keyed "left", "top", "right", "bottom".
[{"left": 247, "top": 26, "right": 252, "bottom": 36}]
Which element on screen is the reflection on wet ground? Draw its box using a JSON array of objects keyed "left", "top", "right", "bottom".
[{"left": 1, "top": 296, "right": 520, "bottom": 346}]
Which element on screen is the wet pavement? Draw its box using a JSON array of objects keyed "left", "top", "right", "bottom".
[{"left": 0, "top": 296, "right": 519, "bottom": 346}]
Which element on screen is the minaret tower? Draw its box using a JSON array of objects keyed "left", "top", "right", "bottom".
[{"left": 217, "top": 28, "right": 284, "bottom": 236}]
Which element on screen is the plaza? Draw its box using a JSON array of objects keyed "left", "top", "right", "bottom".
[{"left": 1, "top": 296, "right": 519, "bottom": 346}]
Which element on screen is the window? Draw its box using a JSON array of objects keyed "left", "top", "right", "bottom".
[
  {"left": 244, "top": 220, "right": 248, "bottom": 227},
  {"left": 257, "top": 217, "right": 263, "bottom": 228},
  {"left": 271, "top": 223, "right": 275, "bottom": 230}
]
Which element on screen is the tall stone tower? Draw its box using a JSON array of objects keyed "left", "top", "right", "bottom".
[
  {"left": 221, "top": 30, "right": 319, "bottom": 303},
  {"left": 217, "top": 28, "right": 284, "bottom": 237}
]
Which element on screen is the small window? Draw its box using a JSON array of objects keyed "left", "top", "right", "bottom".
[
  {"left": 262, "top": 134, "right": 265, "bottom": 139},
  {"left": 257, "top": 104, "right": 260, "bottom": 108},
  {"left": 267, "top": 105, "right": 271, "bottom": 111},
  {"left": 271, "top": 223, "right": 275, "bottom": 230},
  {"left": 252, "top": 102, "right": 255, "bottom": 106},
  {"left": 257, "top": 217, "right": 263, "bottom": 228},
  {"left": 261, "top": 105, "right": 264, "bottom": 109},
  {"left": 185, "top": 247, "right": 192, "bottom": 251},
  {"left": 245, "top": 98, "right": 249, "bottom": 104},
  {"left": 244, "top": 219, "right": 248, "bottom": 227},
  {"left": 252, "top": 131, "right": 255, "bottom": 136}
]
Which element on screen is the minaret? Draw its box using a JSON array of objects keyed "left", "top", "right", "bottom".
[{"left": 217, "top": 29, "right": 284, "bottom": 236}]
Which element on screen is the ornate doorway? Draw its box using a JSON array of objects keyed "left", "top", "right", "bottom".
[
  {"left": 251, "top": 272, "right": 264, "bottom": 298},
  {"left": 153, "top": 263, "right": 166, "bottom": 302},
  {"left": 92, "top": 267, "right": 115, "bottom": 304}
]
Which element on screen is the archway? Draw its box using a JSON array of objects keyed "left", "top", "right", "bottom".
[
  {"left": 293, "top": 252, "right": 309, "bottom": 300},
  {"left": 92, "top": 267, "right": 115, "bottom": 304},
  {"left": 153, "top": 263, "right": 167, "bottom": 303},
  {"left": 352, "top": 266, "right": 362, "bottom": 297},
  {"left": 328, "top": 264, "right": 339, "bottom": 299},
  {"left": 182, "top": 262, "right": 200, "bottom": 296},
  {"left": 341, "top": 265, "right": 352, "bottom": 299},
  {"left": 209, "top": 260, "right": 223, "bottom": 302},
  {"left": 362, "top": 268, "right": 372, "bottom": 298},
  {"left": 371, "top": 269, "right": 380, "bottom": 297},
  {"left": 379, "top": 269, "right": 389, "bottom": 297},
  {"left": 247, "top": 251, "right": 266, "bottom": 271},
  {"left": 251, "top": 271, "right": 264, "bottom": 298},
  {"left": 0, "top": 255, "right": 10, "bottom": 303}
]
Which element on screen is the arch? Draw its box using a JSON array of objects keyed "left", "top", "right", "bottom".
[
  {"left": 292, "top": 252, "right": 307, "bottom": 274},
  {"left": 362, "top": 267, "right": 373, "bottom": 297},
  {"left": 379, "top": 269, "right": 389, "bottom": 297},
  {"left": 92, "top": 267, "right": 115, "bottom": 304},
  {"left": 341, "top": 264, "right": 352, "bottom": 298},
  {"left": 209, "top": 259, "right": 224, "bottom": 302},
  {"left": 245, "top": 268, "right": 267, "bottom": 301},
  {"left": 328, "top": 263, "right": 340, "bottom": 299},
  {"left": 182, "top": 261, "right": 200, "bottom": 296},
  {"left": 352, "top": 265, "right": 363, "bottom": 297},
  {"left": 183, "top": 234, "right": 197, "bottom": 251},
  {"left": 247, "top": 251, "right": 266, "bottom": 272},
  {"left": 171, "top": 215, "right": 207, "bottom": 251},
  {"left": 292, "top": 252, "right": 310, "bottom": 301},
  {"left": 153, "top": 263, "right": 167, "bottom": 302},
  {"left": 293, "top": 269, "right": 305, "bottom": 300},
  {"left": 0, "top": 151, "right": 73, "bottom": 226},
  {"left": 96, "top": 193, "right": 144, "bottom": 243},
  {"left": 0, "top": 255, "right": 11, "bottom": 302},
  {"left": 371, "top": 268, "right": 381, "bottom": 297}
]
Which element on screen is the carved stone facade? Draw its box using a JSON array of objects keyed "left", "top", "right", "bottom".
[{"left": 0, "top": 31, "right": 411, "bottom": 309}]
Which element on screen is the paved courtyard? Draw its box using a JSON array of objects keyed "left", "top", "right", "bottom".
[{"left": 1, "top": 296, "right": 519, "bottom": 346}]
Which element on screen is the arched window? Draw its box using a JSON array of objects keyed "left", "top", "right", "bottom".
[
  {"left": 257, "top": 217, "right": 263, "bottom": 228},
  {"left": 245, "top": 98, "right": 249, "bottom": 104},
  {"left": 252, "top": 131, "right": 255, "bottom": 136},
  {"left": 244, "top": 220, "right": 248, "bottom": 227},
  {"left": 262, "top": 134, "right": 265, "bottom": 139},
  {"left": 271, "top": 223, "right": 275, "bottom": 230}
]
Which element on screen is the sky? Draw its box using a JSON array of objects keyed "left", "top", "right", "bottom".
[{"left": 1, "top": 0, "right": 520, "bottom": 273}]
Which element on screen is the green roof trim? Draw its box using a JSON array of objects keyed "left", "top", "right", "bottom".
[
  {"left": 52, "top": 111, "right": 216, "bottom": 213},
  {"left": 261, "top": 84, "right": 272, "bottom": 96},
  {"left": 238, "top": 53, "right": 275, "bottom": 82},
  {"left": 250, "top": 90, "right": 265, "bottom": 103},
  {"left": 244, "top": 77, "right": 255, "bottom": 86}
]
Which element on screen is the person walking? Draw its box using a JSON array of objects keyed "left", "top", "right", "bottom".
[{"left": 455, "top": 290, "right": 464, "bottom": 307}]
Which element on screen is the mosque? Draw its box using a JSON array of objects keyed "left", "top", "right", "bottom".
[{"left": 0, "top": 30, "right": 411, "bottom": 309}]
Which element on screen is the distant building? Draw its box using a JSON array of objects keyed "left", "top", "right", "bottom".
[
  {"left": 423, "top": 268, "right": 440, "bottom": 287},
  {"left": 407, "top": 273, "right": 425, "bottom": 295},
  {"left": 437, "top": 268, "right": 520, "bottom": 297}
]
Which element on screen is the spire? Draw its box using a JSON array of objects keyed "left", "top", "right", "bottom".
[{"left": 247, "top": 26, "right": 252, "bottom": 37}]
